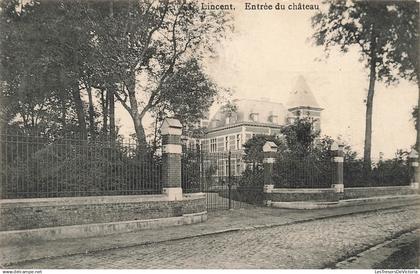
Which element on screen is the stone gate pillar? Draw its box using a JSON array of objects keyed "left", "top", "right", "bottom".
[
  {"left": 331, "top": 141, "right": 344, "bottom": 193},
  {"left": 161, "top": 118, "right": 183, "bottom": 200},
  {"left": 262, "top": 141, "right": 278, "bottom": 194},
  {"left": 409, "top": 149, "right": 419, "bottom": 189}
]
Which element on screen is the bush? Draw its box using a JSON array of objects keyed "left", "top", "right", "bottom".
[
  {"left": 273, "top": 159, "right": 333, "bottom": 188},
  {"left": 344, "top": 156, "right": 410, "bottom": 187},
  {"left": 239, "top": 167, "right": 264, "bottom": 187},
  {"left": 1, "top": 137, "right": 162, "bottom": 198}
]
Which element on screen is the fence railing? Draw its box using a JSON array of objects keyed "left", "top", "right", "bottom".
[
  {"left": 181, "top": 149, "right": 245, "bottom": 193},
  {"left": 273, "top": 160, "right": 335, "bottom": 188},
  {"left": 182, "top": 149, "right": 264, "bottom": 210},
  {"left": 181, "top": 148, "right": 202, "bottom": 193},
  {"left": 181, "top": 150, "right": 411, "bottom": 191},
  {"left": 0, "top": 134, "right": 162, "bottom": 199},
  {"left": 343, "top": 160, "right": 410, "bottom": 187}
]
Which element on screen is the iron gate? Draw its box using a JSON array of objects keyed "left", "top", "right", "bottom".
[{"left": 182, "top": 148, "right": 263, "bottom": 211}]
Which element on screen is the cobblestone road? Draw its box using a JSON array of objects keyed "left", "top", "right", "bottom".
[{"left": 10, "top": 204, "right": 419, "bottom": 269}]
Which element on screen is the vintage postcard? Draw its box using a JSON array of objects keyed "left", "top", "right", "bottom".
[{"left": 0, "top": 0, "right": 418, "bottom": 271}]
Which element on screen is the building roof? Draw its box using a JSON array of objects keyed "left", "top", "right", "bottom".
[
  {"left": 286, "top": 75, "right": 321, "bottom": 109},
  {"left": 206, "top": 75, "right": 322, "bottom": 130},
  {"left": 207, "top": 98, "right": 287, "bottom": 129}
]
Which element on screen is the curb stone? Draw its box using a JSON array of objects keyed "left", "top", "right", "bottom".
[{"left": 323, "top": 226, "right": 420, "bottom": 269}]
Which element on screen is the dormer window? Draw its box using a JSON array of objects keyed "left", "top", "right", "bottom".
[
  {"left": 269, "top": 115, "right": 278, "bottom": 124},
  {"left": 250, "top": 112, "right": 259, "bottom": 122}
]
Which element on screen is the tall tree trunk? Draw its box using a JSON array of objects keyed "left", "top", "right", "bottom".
[
  {"left": 71, "top": 85, "right": 87, "bottom": 139},
  {"left": 100, "top": 89, "right": 108, "bottom": 135},
  {"left": 363, "top": 30, "right": 377, "bottom": 172},
  {"left": 126, "top": 72, "right": 147, "bottom": 150},
  {"left": 417, "top": 80, "right": 420, "bottom": 153},
  {"left": 108, "top": 0, "right": 116, "bottom": 141},
  {"left": 363, "top": 62, "right": 376, "bottom": 171},
  {"left": 108, "top": 85, "right": 116, "bottom": 140},
  {"left": 151, "top": 112, "right": 161, "bottom": 156},
  {"left": 86, "top": 83, "right": 96, "bottom": 139},
  {"left": 416, "top": 80, "right": 420, "bottom": 184},
  {"left": 109, "top": 0, "right": 113, "bottom": 17},
  {"left": 61, "top": 99, "right": 67, "bottom": 133},
  {"left": 415, "top": 12, "right": 420, "bottom": 185}
]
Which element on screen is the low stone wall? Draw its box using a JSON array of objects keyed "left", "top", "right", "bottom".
[
  {"left": 342, "top": 186, "right": 417, "bottom": 200},
  {"left": 265, "top": 188, "right": 338, "bottom": 202},
  {"left": 218, "top": 186, "right": 264, "bottom": 205},
  {"left": 0, "top": 193, "right": 206, "bottom": 231}
]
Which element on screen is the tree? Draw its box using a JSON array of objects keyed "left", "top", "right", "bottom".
[
  {"left": 1, "top": 0, "right": 230, "bottom": 145},
  {"left": 87, "top": 0, "right": 231, "bottom": 149},
  {"left": 242, "top": 118, "right": 320, "bottom": 163},
  {"left": 0, "top": 0, "right": 96, "bottom": 139},
  {"left": 413, "top": 107, "right": 418, "bottom": 134},
  {"left": 311, "top": 1, "right": 418, "bottom": 170},
  {"left": 384, "top": 3, "right": 419, "bottom": 153},
  {"left": 220, "top": 100, "right": 238, "bottom": 121},
  {"left": 156, "top": 58, "right": 219, "bottom": 128},
  {"left": 147, "top": 58, "right": 219, "bottom": 154},
  {"left": 241, "top": 119, "right": 352, "bottom": 187},
  {"left": 243, "top": 135, "right": 283, "bottom": 164},
  {"left": 241, "top": 135, "right": 282, "bottom": 187},
  {"left": 280, "top": 117, "right": 319, "bottom": 159}
]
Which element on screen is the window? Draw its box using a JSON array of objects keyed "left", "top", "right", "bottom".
[
  {"left": 210, "top": 138, "right": 217, "bottom": 152},
  {"left": 269, "top": 115, "right": 278, "bottom": 124},
  {"left": 236, "top": 160, "right": 242, "bottom": 176},
  {"left": 250, "top": 113, "right": 259, "bottom": 122},
  {"left": 236, "top": 134, "right": 241, "bottom": 150},
  {"left": 218, "top": 160, "right": 225, "bottom": 177},
  {"left": 231, "top": 159, "right": 236, "bottom": 176},
  {"left": 225, "top": 136, "right": 229, "bottom": 151}
]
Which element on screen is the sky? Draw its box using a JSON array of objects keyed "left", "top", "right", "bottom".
[
  {"left": 118, "top": 0, "right": 418, "bottom": 160},
  {"left": 203, "top": 0, "right": 418, "bottom": 159}
]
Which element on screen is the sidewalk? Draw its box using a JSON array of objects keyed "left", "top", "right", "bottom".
[
  {"left": 1, "top": 195, "right": 419, "bottom": 267},
  {"left": 335, "top": 228, "right": 420, "bottom": 269}
]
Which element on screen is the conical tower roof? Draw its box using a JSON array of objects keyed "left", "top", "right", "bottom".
[{"left": 287, "top": 75, "right": 321, "bottom": 109}]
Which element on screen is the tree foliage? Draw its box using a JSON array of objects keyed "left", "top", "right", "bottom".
[
  {"left": 83, "top": 0, "right": 231, "bottom": 147},
  {"left": 241, "top": 118, "right": 357, "bottom": 187},
  {"left": 0, "top": 0, "right": 231, "bottom": 149},
  {"left": 242, "top": 135, "right": 283, "bottom": 164},
  {"left": 279, "top": 118, "right": 319, "bottom": 159},
  {"left": 311, "top": 0, "right": 419, "bottom": 168}
]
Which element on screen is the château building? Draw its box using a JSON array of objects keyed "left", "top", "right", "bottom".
[{"left": 185, "top": 75, "right": 323, "bottom": 176}]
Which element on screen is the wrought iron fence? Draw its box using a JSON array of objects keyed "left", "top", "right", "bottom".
[
  {"left": 343, "top": 160, "right": 410, "bottom": 187},
  {"left": 181, "top": 149, "right": 263, "bottom": 210},
  {"left": 181, "top": 149, "right": 245, "bottom": 192},
  {"left": 181, "top": 148, "right": 202, "bottom": 193},
  {"left": 0, "top": 134, "right": 162, "bottom": 199},
  {"left": 273, "top": 159, "right": 334, "bottom": 188}
]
